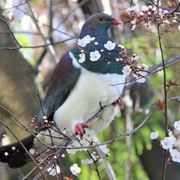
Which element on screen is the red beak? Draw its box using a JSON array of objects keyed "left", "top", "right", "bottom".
[{"left": 113, "top": 19, "right": 121, "bottom": 25}]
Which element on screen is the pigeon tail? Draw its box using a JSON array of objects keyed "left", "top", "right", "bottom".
[{"left": 0, "top": 135, "right": 35, "bottom": 168}]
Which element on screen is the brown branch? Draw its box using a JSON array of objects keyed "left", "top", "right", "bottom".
[
  {"left": 0, "top": 104, "right": 54, "bottom": 149},
  {"left": 87, "top": 150, "right": 101, "bottom": 180},
  {"left": 0, "top": 36, "right": 78, "bottom": 50},
  {"left": 26, "top": 2, "right": 59, "bottom": 63},
  {"left": 0, "top": 120, "right": 46, "bottom": 179},
  {"left": 0, "top": 13, "right": 77, "bottom": 50},
  {"left": 14, "top": 6, "right": 75, "bottom": 38},
  {"left": 156, "top": 2, "right": 168, "bottom": 177},
  {"left": 123, "top": 55, "right": 180, "bottom": 92}
]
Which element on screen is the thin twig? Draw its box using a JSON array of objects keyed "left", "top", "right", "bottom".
[
  {"left": 156, "top": 6, "right": 168, "bottom": 179},
  {"left": 0, "top": 120, "right": 46, "bottom": 179},
  {"left": 14, "top": 6, "right": 75, "bottom": 38},
  {"left": 87, "top": 150, "right": 101, "bottom": 180},
  {"left": 0, "top": 104, "right": 54, "bottom": 149},
  {"left": 168, "top": 96, "right": 180, "bottom": 103},
  {"left": 26, "top": 2, "right": 59, "bottom": 63},
  {"left": 35, "top": 102, "right": 155, "bottom": 155},
  {"left": 47, "top": 0, "right": 54, "bottom": 42},
  {"left": 0, "top": 36, "right": 78, "bottom": 50},
  {"left": 123, "top": 55, "right": 180, "bottom": 92},
  {"left": 96, "top": 146, "right": 116, "bottom": 180}
]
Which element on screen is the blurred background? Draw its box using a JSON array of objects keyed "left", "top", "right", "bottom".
[{"left": 0, "top": 0, "right": 179, "bottom": 179}]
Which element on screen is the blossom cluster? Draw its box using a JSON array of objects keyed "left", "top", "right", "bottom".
[
  {"left": 77, "top": 35, "right": 95, "bottom": 47},
  {"left": 77, "top": 35, "right": 149, "bottom": 83},
  {"left": 118, "top": 45, "right": 149, "bottom": 83},
  {"left": 150, "top": 120, "right": 180, "bottom": 163},
  {"left": 77, "top": 36, "right": 117, "bottom": 63},
  {"left": 31, "top": 115, "right": 54, "bottom": 130},
  {"left": 120, "top": 3, "right": 179, "bottom": 31},
  {"left": 66, "top": 128, "right": 109, "bottom": 176},
  {"left": 66, "top": 128, "right": 97, "bottom": 154}
]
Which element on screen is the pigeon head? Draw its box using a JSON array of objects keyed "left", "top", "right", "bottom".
[
  {"left": 71, "top": 13, "right": 124, "bottom": 74},
  {"left": 80, "top": 13, "right": 121, "bottom": 37}
]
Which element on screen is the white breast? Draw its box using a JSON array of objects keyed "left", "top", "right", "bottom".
[{"left": 53, "top": 68, "right": 126, "bottom": 135}]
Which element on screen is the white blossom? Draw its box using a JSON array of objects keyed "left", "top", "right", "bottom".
[
  {"left": 67, "top": 140, "right": 81, "bottom": 155},
  {"left": 122, "top": 65, "right": 131, "bottom": 76},
  {"left": 1, "top": 134, "right": 10, "bottom": 146},
  {"left": 70, "top": 163, "right": 81, "bottom": 176},
  {"left": 163, "top": 10, "right": 168, "bottom": 14},
  {"left": 139, "top": 12, "right": 144, "bottom": 16},
  {"left": 79, "top": 138, "right": 89, "bottom": 149},
  {"left": 139, "top": 64, "right": 149, "bottom": 75},
  {"left": 90, "top": 152, "right": 103, "bottom": 163},
  {"left": 133, "top": 55, "right": 139, "bottom": 61},
  {"left": 77, "top": 35, "right": 95, "bottom": 47},
  {"left": 85, "top": 35, "right": 95, "bottom": 42},
  {"left": 131, "top": 19, "right": 136, "bottom": 25},
  {"left": 135, "top": 64, "right": 149, "bottom": 83},
  {"left": 163, "top": 20, "right": 170, "bottom": 25},
  {"left": 131, "top": 24, "right": 136, "bottom": 31},
  {"left": 174, "top": 120, "right": 180, "bottom": 131},
  {"left": 83, "top": 128, "right": 97, "bottom": 142},
  {"left": 81, "top": 159, "right": 93, "bottom": 165},
  {"left": 159, "top": 8, "right": 164, "bottom": 17},
  {"left": 91, "top": 152, "right": 98, "bottom": 161},
  {"left": 29, "top": 148, "right": 35, "bottom": 155},
  {"left": 142, "top": 5, "right": 148, "bottom": 11},
  {"left": 173, "top": 18, "right": 177, "bottom": 23},
  {"left": 152, "top": 7, "right": 157, "bottom": 12},
  {"left": 148, "top": 5, "right": 153, "bottom": 9},
  {"left": 99, "top": 145, "right": 110, "bottom": 154},
  {"left": 136, "top": 77, "right": 146, "bottom": 83},
  {"left": 161, "top": 136, "right": 176, "bottom": 150},
  {"left": 77, "top": 39, "right": 87, "bottom": 47},
  {"left": 90, "top": 50, "right": 101, "bottom": 61},
  {"left": 131, "top": 18, "right": 137, "bottom": 30},
  {"left": 4, "top": 152, "right": 9, "bottom": 156},
  {"left": 104, "top": 41, "right": 116, "bottom": 50},
  {"left": 47, "top": 165, "right": 61, "bottom": 176},
  {"left": 169, "top": 148, "right": 180, "bottom": 163},
  {"left": 118, "top": 44, "right": 123, "bottom": 48},
  {"left": 78, "top": 53, "right": 86, "bottom": 63},
  {"left": 67, "top": 129, "right": 97, "bottom": 154},
  {"left": 168, "top": 130, "right": 176, "bottom": 142},
  {"left": 12, "top": 146, "right": 16, "bottom": 150},
  {"left": 150, "top": 131, "right": 159, "bottom": 140}
]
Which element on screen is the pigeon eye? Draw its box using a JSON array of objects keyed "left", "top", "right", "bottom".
[{"left": 98, "top": 17, "right": 104, "bottom": 22}]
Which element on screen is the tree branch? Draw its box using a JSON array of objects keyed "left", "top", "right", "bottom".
[{"left": 124, "top": 55, "right": 180, "bottom": 92}]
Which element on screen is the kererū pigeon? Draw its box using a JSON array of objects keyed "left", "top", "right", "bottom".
[{"left": 0, "top": 13, "right": 127, "bottom": 168}]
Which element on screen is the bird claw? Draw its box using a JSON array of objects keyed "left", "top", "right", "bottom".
[
  {"left": 75, "top": 123, "right": 89, "bottom": 137},
  {"left": 112, "top": 97, "right": 124, "bottom": 109}
]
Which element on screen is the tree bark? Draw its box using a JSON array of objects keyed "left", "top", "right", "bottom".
[{"left": 0, "top": 19, "right": 40, "bottom": 141}]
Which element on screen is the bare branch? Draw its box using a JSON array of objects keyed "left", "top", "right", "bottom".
[
  {"left": 0, "top": 120, "right": 45, "bottom": 179},
  {"left": 26, "top": 2, "right": 59, "bottom": 63},
  {"left": 124, "top": 55, "right": 180, "bottom": 92}
]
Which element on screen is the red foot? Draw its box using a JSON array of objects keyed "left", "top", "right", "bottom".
[
  {"left": 112, "top": 96, "right": 125, "bottom": 109},
  {"left": 75, "top": 123, "right": 89, "bottom": 136}
]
